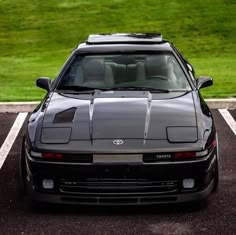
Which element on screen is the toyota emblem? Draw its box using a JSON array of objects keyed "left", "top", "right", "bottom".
[{"left": 113, "top": 139, "right": 124, "bottom": 145}]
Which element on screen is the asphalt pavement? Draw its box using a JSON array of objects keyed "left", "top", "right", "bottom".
[{"left": 0, "top": 110, "right": 235, "bottom": 235}]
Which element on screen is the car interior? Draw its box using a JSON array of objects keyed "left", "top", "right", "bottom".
[{"left": 59, "top": 54, "right": 190, "bottom": 90}]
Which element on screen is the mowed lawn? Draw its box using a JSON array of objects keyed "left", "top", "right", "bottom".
[{"left": 0, "top": 0, "right": 236, "bottom": 101}]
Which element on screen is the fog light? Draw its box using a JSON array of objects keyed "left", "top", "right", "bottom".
[
  {"left": 42, "top": 179, "right": 54, "bottom": 189},
  {"left": 183, "top": 178, "right": 195, "bottom": 189}
]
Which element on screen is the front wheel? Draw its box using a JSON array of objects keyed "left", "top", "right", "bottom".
[
  {"left": 212, "top": 134, "right": 219, "bottom": 192},
  {"left": 212, "top": 159, "right": 219, "bottom": 192},
  {"left": 18, "top": 137, "right": 27, "bottom": 196}
]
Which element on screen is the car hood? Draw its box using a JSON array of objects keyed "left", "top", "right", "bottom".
[{"left": 40, "top": 91, "right": 197, "bottom": 144}]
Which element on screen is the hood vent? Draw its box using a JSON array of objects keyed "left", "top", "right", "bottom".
[{"left": 53, "top": 107, "right": 76, "bottom": 124}]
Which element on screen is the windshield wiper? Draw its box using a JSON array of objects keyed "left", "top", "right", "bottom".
[
  {"left": 56, "top": 85, "right": 189, "bottom": 94},
  {"left": 109, "top": 86, "right": 170, "bottom": 93},
  {"left": 56, "top": 86, "right": 108, "bottom": 93}
]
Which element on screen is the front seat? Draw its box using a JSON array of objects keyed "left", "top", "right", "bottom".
[
  {"left": 80, "top": 59, "right": 114, "bottom": 87},
  {"left": 145, "top": 55, "right": 171, "bottom": 79},
  {"left": 145, "top": 55, "right": 177, "bottom": 89}
]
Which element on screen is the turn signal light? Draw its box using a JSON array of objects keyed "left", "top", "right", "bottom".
[
  {"left": 42, "top": 153, "right": 63, "bottom": 159},
  {"left": 42, "top": 179, "right": 54, "bottom": 189},
  {"left": 211, "top": 139, "right": 217, "bottom": 148},
  {"left": 174, "top": 139, "right": 217, "bottom": 160},
  {"left": 183, "top": 178, "right": 195, "bottom": 189},
  {"left": 174, "top": 152, "right": 196, "bottom": 160}
]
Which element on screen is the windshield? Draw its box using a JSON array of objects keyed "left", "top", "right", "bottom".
[{"left": 57, "top": 52, "right": 191, "bottom": 91}]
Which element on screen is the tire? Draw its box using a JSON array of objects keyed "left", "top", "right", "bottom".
[
  {"left": 212, "top": 159, "right": 219, "bottom": 192},
  {"left": 212, "top": 133, "right": 219, "bottom": 192},
  {"left": 18, "top": 137, "right": 27, "bottom": 197}
]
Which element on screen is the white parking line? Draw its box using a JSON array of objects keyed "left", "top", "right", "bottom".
[
  {"left": 219, "top": 109, "right": 236, "bottom": 136},
  {"left": 0, "top": 112, "right": 28, "bottom": 170}
]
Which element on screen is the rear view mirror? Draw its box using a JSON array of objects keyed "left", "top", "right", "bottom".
[
  {"left": 196, "top": 76, "right": 213, "bottom": 89},
  {"left": 36, "top": 77, "right": 51, "bottom": 91}
]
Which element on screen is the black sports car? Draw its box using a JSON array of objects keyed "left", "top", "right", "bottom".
[{"left": 21, "top": 33, "right": 219, "bottom": 205}]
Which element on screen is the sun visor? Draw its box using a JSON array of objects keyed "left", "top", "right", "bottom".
[
  {"left": 167, "top": 127, "right": 198, "bottom": 143},
  {"left": 41, "top": 128, "right": 71, "bottom": 144}
]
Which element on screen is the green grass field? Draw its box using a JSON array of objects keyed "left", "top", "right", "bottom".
[{"left": 0, "top": 0, "right": 236, "bottom": 101}]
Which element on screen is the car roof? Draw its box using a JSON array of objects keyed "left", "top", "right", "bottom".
[{"left": 76, "top": 33, "right": 172, "bottom": 53}]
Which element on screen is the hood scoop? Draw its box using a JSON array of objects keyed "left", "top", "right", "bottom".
[{"left": 53, "top": 107, "right": 76, "bottom": 124}]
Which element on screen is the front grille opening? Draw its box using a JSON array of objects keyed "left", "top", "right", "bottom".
[
  {"left": 61, "top": 197, "right": 97, "bottom": 204},
  {"left": 99, "top": 197, "right": 137, "bottom": 204},
  {"left": 60, "top": 196, "right": 177, "bottom": 205},
  {"left": 141, "top": 196, "right": 177, "bottom": 203},
  {"left": 59, "top": 178, "right": 179, "bottom": 195}
]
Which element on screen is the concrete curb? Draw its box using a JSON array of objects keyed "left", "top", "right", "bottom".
[
  {"left": 0, "top": 102, "right": 39, "bottom": 113},
  {"left": 0, "top": 99, "right": 236, "bottom": 113},
  {"left": 205, "top": 99, "right": 236, "bottom": 109}
]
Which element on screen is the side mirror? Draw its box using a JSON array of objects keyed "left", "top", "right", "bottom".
[
  {"left": 36, "top": 77, "right": 51, "bottom": 91},
  {"left": 196, "top": 76, "right": 213, "bottom": 89}
]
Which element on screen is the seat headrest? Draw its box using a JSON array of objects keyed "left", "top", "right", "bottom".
[
  {"left": 83, "top": 59, "right": 105, "bottom": 77},
  {"left": 112, "top": 56, "right": 136, "bottom": 65},
  {"left": 145, "top": 55, "right": 169, "bottom": 75},
  {"left": 145, "top": 55, "right": 167, "bottom": 67}
]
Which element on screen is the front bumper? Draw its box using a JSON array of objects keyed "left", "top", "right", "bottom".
[
  {"left": 26, "top": 179, "right": 215, "bottom": 205},
  {"left": 25, "top": 149, "right": 217, "bottom": 205}
]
